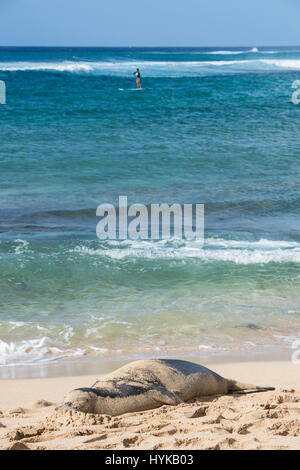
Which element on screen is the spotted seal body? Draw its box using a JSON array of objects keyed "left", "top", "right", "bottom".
[{"left": 61, "top": 359, "right": 273, "bottom": 416}]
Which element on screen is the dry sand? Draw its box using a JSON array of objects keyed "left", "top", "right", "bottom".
[{"left": 0, "top": 360, "right": 300, "bottom": 450}]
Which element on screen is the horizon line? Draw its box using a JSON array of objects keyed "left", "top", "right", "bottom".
[{"left": 1, "top": 44, "right": 300, "bottom": 49}]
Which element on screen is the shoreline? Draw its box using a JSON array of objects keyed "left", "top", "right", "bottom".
[{"left": 0, "top": 347, "right": 295, "bottom": 380}]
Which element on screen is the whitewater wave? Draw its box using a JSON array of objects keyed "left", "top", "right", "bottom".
[
  {"left": 14, "top": 239, "right": 32, "bottom": 254},
  {"left": 0, "top": 337, "right": 64, "bottom": 366},
  {"left": 70, "top": 238, "right": 300, "bottom": 265},
  {"left": 0, "top": 61, "right": 93, "bottom": 73},
  {"left": 4, "top": 236, "right": 300, "bottom": 265},
  {"left": 206, "top": 47, "right": 259, "bottom": 55},
  {"left": 206, "top": 48, "right": 300, "bottom": 56},
  {"left": 2, "top": 59, "right": 300, "bottom": 76},
  {"left": 261, "top": 59, "right": 300, "bottom": 69},
  {"left": 0, "top": 337, "right": 108, "bottom": 366}
]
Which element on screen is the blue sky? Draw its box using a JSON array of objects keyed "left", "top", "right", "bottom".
[{"left": 0, "top": 0, "right": 299, "bottom": 47}]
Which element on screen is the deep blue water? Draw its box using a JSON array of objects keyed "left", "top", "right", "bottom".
[{"left": 0, "top": 47, "right": 300, "bottom": 367}]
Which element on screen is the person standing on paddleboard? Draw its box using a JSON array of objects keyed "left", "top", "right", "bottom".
[{"left": 133, "top": 68, "right": 142, "bottom": 89}]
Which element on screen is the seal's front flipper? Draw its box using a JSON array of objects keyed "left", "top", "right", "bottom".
[{"left": 151, "top": 389, "right": 182, "bottom": 406}]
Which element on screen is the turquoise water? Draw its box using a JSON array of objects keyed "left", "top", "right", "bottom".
[{"left": 1, "top": 47, "right": 300, "bottom": 367}]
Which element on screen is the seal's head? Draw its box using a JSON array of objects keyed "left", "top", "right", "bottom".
[{"left": 61, "top": 388, "right": 98, "bottom": 414}]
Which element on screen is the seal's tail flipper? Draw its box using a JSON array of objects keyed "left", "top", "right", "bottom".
[{"left": 227, "top": 379, "right": 275, "bottom": 395}]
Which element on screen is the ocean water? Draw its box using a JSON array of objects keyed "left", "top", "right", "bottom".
[{"left": 1, "top": 46, "right": 300, "bottom": 369}]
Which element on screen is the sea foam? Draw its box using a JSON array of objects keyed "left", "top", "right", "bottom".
[{"left": 70, "top": 238, "right": 300, "bottom": 265}]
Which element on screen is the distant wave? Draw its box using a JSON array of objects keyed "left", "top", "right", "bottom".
[
  {"left": 205, "top": 47, "right": 259, "bottom": 55},
  {"left": 0, "top": 61, "right": 93, "bottom": 72},
  {"left": 2, "top": 59, "right": 300, "bottom": 76},
  {"left": 261, "top": 59, "right": 300, "bottom": 69},
  {"left": 143, "top": 48, "right": 293, "bottom": 55},
  {"left": 144, "top": 48, "right": 260, "bottom": 55}
]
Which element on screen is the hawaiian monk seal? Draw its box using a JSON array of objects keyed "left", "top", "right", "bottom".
[{"left": 61, "top": 359, "right": 274, "bottom": 416}]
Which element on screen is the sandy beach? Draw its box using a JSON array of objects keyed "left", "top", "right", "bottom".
[{"left": 0, "top": 360, "right": 299, "bottom": 450}]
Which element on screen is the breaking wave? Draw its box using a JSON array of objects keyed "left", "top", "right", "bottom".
[
  {"left": 206, "top": 47, "right": 259, "bottom": 55},
  {"left": 2, "top": 59, "right": 300, "bottom": 76},
  {"left": 70, "top": 238, "right": 300, "bottom": 265}
]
